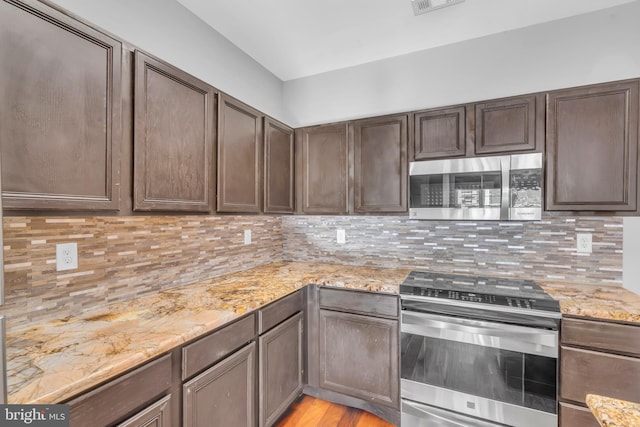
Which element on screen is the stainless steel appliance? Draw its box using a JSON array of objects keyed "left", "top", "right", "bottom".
[
  {"left": 400, "top": 271, "right": 561, "bottom": 427},
  {"left": 409, "top": 153, "right": 542, "bottom": 221}
]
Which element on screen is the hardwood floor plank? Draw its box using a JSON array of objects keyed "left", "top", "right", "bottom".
[{"left": 274, "top": 395, "right": 395, "bottom": 427}]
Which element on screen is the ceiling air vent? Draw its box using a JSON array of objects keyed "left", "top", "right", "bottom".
[{"left": 411, "top": 0, "right": 465, "bottom": 16}]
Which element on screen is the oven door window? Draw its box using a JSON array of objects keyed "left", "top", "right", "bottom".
[{"left": 401, "top": 334, "right": 557, "bottom": 413}]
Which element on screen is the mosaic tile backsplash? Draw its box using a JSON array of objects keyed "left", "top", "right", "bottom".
[
  {"left": 1, "top": 215, "right": 283, "bottom": 328},
  {"left": 281, "top": 215, "right": 623, "bottom": 285}
]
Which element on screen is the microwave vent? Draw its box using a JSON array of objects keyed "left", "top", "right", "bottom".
[{"left": 411, "top": 0, "right": 465, "bottom": 16}]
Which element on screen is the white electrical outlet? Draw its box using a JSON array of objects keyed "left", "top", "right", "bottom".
[
  {"left": 244, "top": 229, "right": 252, "bottom": 245},
  {"left": 56, "top": 242, "right": 78, "bottom": 271},
  {"left": 337, "top": 229, "right": 346, "bottom": 245},
  {"left": 576, "top": 233, "right": 592, "bottom": 253}
]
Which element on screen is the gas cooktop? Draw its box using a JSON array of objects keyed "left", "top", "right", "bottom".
[{"left": 400, "top": 270, "right": 561, "bottom": 314}]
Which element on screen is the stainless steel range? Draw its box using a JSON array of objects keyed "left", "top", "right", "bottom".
[{"left": 400, "top": 271, "right": 561, "bottom": 427}]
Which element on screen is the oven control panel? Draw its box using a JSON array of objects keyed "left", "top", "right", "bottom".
[{"left": 403, "top": 286, "right": 540, "bottom": 309}]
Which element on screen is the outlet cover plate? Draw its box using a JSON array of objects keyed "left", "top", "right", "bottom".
[
  {"left": 576, "top": 233, "right": 592, "bottom": 254},
  {"left": 244, "top": 229, "right": 252, "bottom": 245},
  {"left": 337, "top": 229, "right": 346, "bottom": 245},
  {"left": 56, "top": 242, "right": 78, "bottom": 271}
]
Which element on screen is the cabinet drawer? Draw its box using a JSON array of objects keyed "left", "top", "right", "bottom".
[
  {"left": 561, "top": 318, "right": 640, "bottom": 356},
  {"left": 182, "top": 314, "right": 255, "bottom": 380},
  {"left": 319, "top": 288, "right": 398, "bottom": 319},
  {"left": 116, "top": 394, "right": 171, "bottom": 427},
  {"left": 68, "top": 354, "right": 171, "bottom": 427},
  {"left": 259, "top": 290, "right": 304, "bottom": 334},
  {"left": 559, "top": 402, "right": 600, "bottom": 427},
  {"left": 560, "top": 346, "right": 640, "bottom": 404}
]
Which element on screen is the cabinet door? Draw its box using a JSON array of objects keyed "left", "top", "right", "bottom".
[
  {"left": 318, "top": 310, "right": 399, "bottom": 408},
  {"left": 217, "top": 94, "right": 262, "bottom": 212},
  {"left": 259, "top": 312, "right": 304, "bottom": 427},
  {"left": 0, "top": 0, "right": 121, "bottom": 210},
  {"left": 297, "top": 123, "right": 349, "bottom": 214},
  {"left": 412, "top": 106, "right": 466, "bottom": 160},
  {"left": 546, "top": 80, "right": 639, "bottom": 212},
  {"left": 133, "top": 51, "right": 215, "bottom": 212},
  {"left": 264, "top": 117, "right": 294, "bottom": 213},
  {"left": 352, "top": 115, "right": 408, "bottom": 213},
  {"left": 117, "top": 395, "right": 171, "bottom": 427},
  {"left": 475, "top": 94, "right": 543, "bottom": 154},
  {"left": 183, "top": 342, "right": 255, "bottom": 427},
  {"left": 559, "top": 402, "right": 601, "bottom": 427}
]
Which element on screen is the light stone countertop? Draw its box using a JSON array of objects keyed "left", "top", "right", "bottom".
[
  {"left": 7, "top": 261, "right": 640, "bottom": 406},
  {"left": 5, "top": 261, "right": 410, "bottom": 404},
  {"left": 587, "top": 394, "right": 640, "bottom": 427}
]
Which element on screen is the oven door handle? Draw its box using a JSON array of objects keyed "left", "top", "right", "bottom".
[
  {"left": 402, "top": 399, "right": 504, "bottom": 427},
  {"left": 401, "top": 310, "right": 558, "bottom": 358}
]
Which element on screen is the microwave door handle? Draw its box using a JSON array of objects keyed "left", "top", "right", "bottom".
[{"left": 501, "top": 156, "right": 510, "bottom": 220}]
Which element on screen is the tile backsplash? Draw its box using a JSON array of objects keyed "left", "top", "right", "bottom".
[
  {"left": 282, "top": 215, "right": 623, "bottom": 285},
  {"left": 2, "top": 215, "right": 283, "bottom": 328},
  {"left": 1, "top": 213, "right": 625, "bottom": 328}
]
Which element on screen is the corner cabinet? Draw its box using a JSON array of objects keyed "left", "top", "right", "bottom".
[
  {"left": 264, "top": 117, "right": 295, "bottom": 214},
  {"left": 546, "top": 80, "right": 639, "bottom": 213},
  {"left": 217, "top": 94, "right": 263, "bottom": 213},
  {"left": 0, "top": 0, "right": 121, "bottom": 210},
  {"left": 133, "top": 50, "right": 215, "bottom": 212},
  {"left": 352, "top": 115, "right": 408, "bottom": 213},
  {"left": 296, "top": 123, "right": 350, "bottom": 214}
]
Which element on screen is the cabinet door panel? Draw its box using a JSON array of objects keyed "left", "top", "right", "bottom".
[
  {"left": 117, "top": 395, "right": 171, "bottom": 427},
  {"left": 559, "top": 402, "right": 600, "bottom": 427},
  {"left": 298, "top": 124, "right": 349, "bottom": 214},
  {"left": 546, "top": 80, "right": 639, "bottom": 211},
  {"left": 319, "top": 310, "right": 399, "bottom": 408},
  {"left": 183, "top": 342, "right": 255, "bottom": 427},
  {"left": 412, "top": 107, "right": 465, "bottom": 160},
  {"left": 475, "top": 94, "right": 542, "bottom": 154},
  {"left": 259, "top": 312, "right": 304, "bottom": 427},
  {"left": 134, "top": 51, "right": 214, "bottom": 212},
  {"left": 264, "top": 117, "right": 294, "bottom": 213},
  {"left": 560, "top": 346, "right": 640, "bottom": 404},
  {"left": 353, "top": 115, "right": 408, "bottom": 213},
  {"left": 217, "top": 94, "right": 262, "bottom": 212},
  {"left": 0, "top": 0, "right": 121, "bottom": 210}
]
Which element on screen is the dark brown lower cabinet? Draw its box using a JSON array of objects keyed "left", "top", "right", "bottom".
[
  {"left": 183, "top": 342, "right": 256, "bottom": 427},
  {"left": 318, "top": 309, "right": 399, "bottom": 409},
  {"left": 259, "top": 312, "right": 304, "bottom": 427},
  {"left": 559, "top": 317, "right": 640, "bottom": 427},
  {"left": 117, "top": 395, "right": 172, "bottom": 427}
]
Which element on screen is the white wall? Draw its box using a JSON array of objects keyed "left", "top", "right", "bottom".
[
  {"left": 49, "top": 0, "right": 290, "bottom": 124},
  {"left": 284, "top": 1, "right": 640, "bottom": 127},
  {"left": 624, "top": 217, "right": 640, "bottom": 294}
]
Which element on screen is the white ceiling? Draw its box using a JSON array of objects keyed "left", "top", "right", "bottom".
[{"left": 176, "top": 0, "right": 637, "bottom": 81}]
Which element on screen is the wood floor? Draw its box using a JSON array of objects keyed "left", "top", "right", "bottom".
[{"left": 274, "top": 395, "right": 396, "bottom": 427}]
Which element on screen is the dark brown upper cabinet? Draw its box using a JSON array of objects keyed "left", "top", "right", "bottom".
[
  {"left": 352, "top": 115, "right": 408, "bottom": 213},
  {"left": 217, "top": 94, "right": 263, "bottom": 213},
  {"left": 264, "top": 117, "right": 294, "bottom": 214},
  {"left": 546, "top": 80, "right": 639, "bottom": 212},
  {"left": 474, "top": 94, "right": 544, "bottom": 155},
  {"left": 0, "top": 0, "right": 121, "bottom": 210},
  {"left": 133, "top": 51, "right": 215, "bottom": 212},
  {"left": 411, "top": 106, "right": 466, "bottom": 160},
  {"left": 296, "top": 123, "right": 350, "bottom": 214}
]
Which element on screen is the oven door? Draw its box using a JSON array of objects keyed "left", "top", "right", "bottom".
[{"left": 401, "top": 310, "right": 558, "bottom": 427}]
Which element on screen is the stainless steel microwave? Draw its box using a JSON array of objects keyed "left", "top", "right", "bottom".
[{"left": 409, "top": 153, "right": 542, "bottom": 221}]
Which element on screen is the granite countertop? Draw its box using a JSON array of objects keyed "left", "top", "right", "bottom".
[
  {"left": 587, "top": 394, "right": 640, "bottom": 427},
  {"left": 540, "top": 281, "right": 640, "bottom": 324},
  {"left": 6, "top": 261, "right": 410, "bottom": 404}
]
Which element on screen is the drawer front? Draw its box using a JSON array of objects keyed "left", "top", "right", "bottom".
[
  {"left": 561, "top": 346, "right": 640, "bottom": 404},
  {"left": 559, "top": 402, "right": 600, "bottom": 427},
  {"left": 319, "top": 287, "right": 398, "bottom": 318},
  {"left": 562, "top": 317, "right": 640, "bottom": 356},
  {"left": 68, "top": 354, "right": 172, "bottom": 427},
  {"left": 183, "top": 314, "right": 255, "bottom": 380},
  {"left": 258, "top": 290, "right": 304, "bottom": 334}
]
